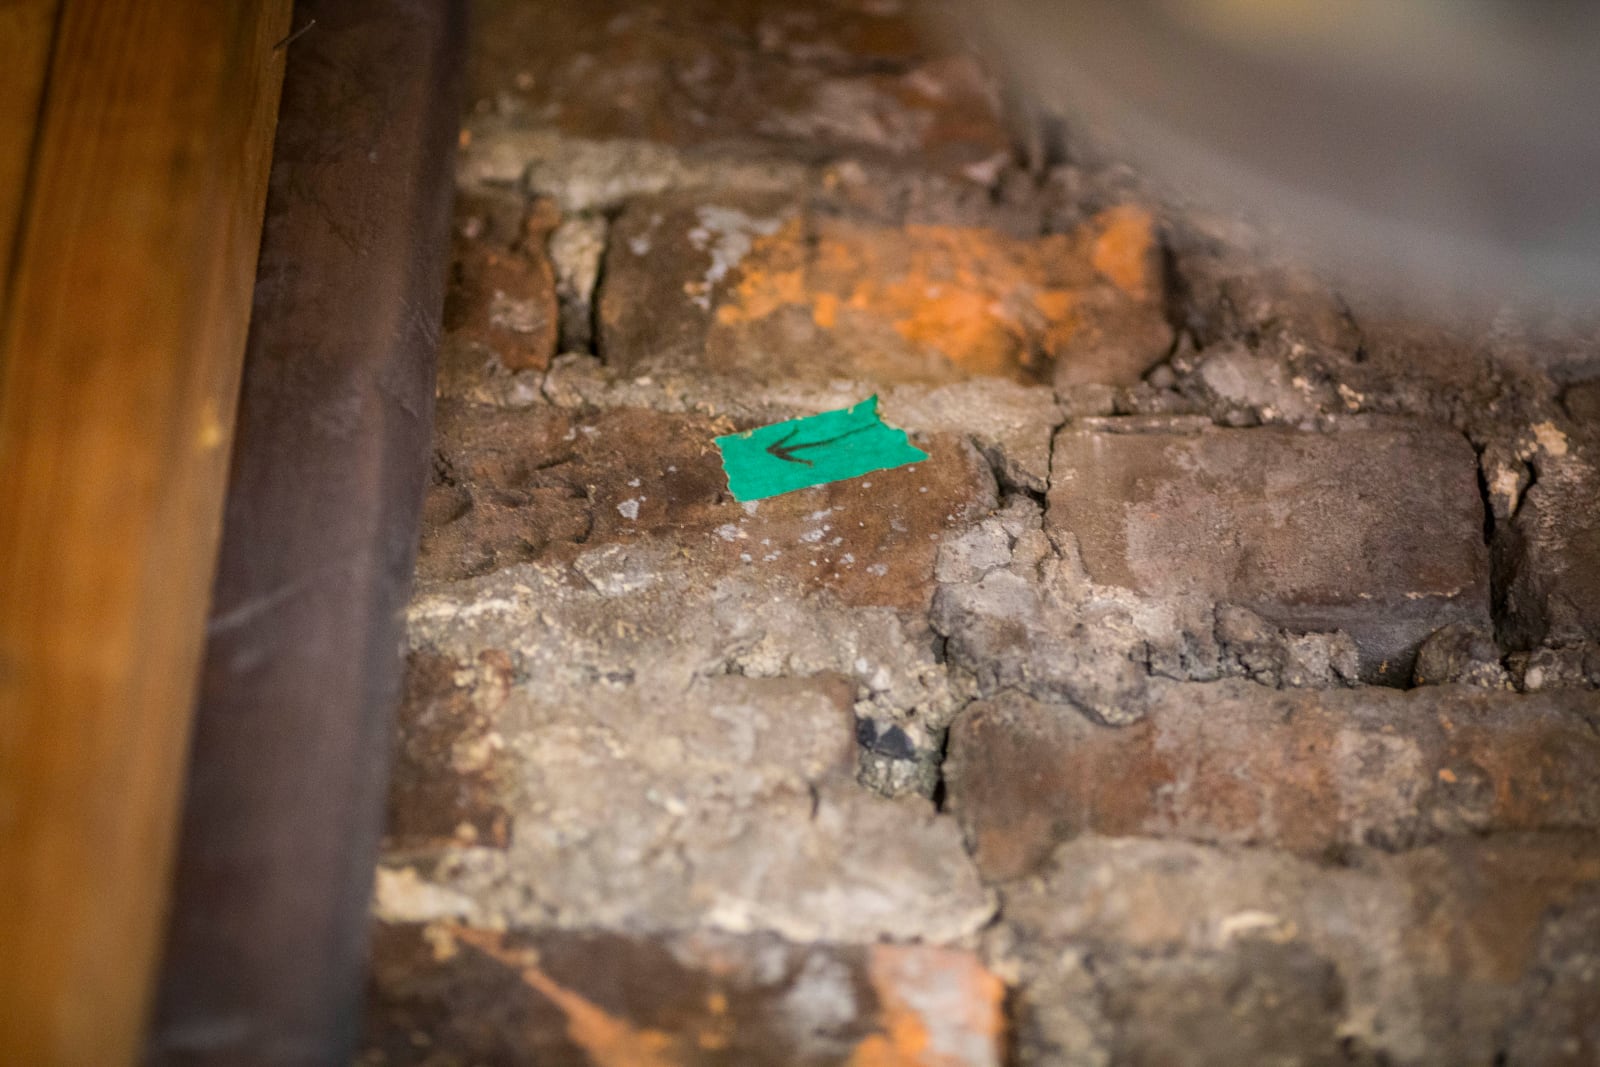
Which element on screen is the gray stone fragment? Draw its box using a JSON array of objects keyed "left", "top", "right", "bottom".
[
  {"left": 1279, "top": 630, "right": 1362, "bottom": 686},
  {"left": 931, "top": 494, "right": 1384, "bottom": 720},
  {"left": 1188, "top": 341, "right": 1331, "bottom": 427},
  {"left": 1509, "top": 642, "right": 1600, "bottom": 691},
  {"left": 932, "top": 559, "right": 1148, "bottom": 726},
  {"left": 1214, "top": 603, "right": 1359, "bottom": 688},
  {"left": 1413, "top": 622, "right": 1510, "bottom": 688}
]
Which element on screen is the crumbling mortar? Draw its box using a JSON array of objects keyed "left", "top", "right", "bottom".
[
  {"left": 849, "top": 432, "right": 1053, "bottom": 799},
  {"left": 933, "top": 463, "right": 1375, "bottom": 728},
  {"left": 576, "top": 225, "right": 607, "bottom": 357},
  {"left": 1333, "top": 291, "right": 1368, "bottom": 364}
]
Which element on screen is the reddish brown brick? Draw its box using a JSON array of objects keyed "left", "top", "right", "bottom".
[
  {"left": 364, "top": 924, "right": 1004, "bottom": 1067},
  {"left": 999, "top": 833, "right": 1600, "bottom": 1066},
  {"left": 466, "top": 0, "right": 1010, "bottom": 176},
  {"left": 439, "top": 191, "right": 560, "bottom": 398},
  {"left": 601, "top": 192, "right": 1170, "bottom": 386},
  {"left": 419, "top": 402, "right": 996, "bottom": 610},
  {"left": 947, "top": 681, "right": 1600, "bottom": 881},
  {"left": 1049, "top": 421, "right": 1491, "bottom": 683},
  {"left": 385, "top": 650, "right": 515, "bottom": 852}
]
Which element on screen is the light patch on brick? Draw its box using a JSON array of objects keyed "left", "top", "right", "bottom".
[
  {"left": 453, "top": 926, "right": 681, "bottom": 1067},
  {"left": 1089, "top": 204, "right": 1158, "bottom": 299},
  {"left": 685, "top": 204, "right": 787, "bottom": 310},
  {"left": 847, "top": 944, "right": 1005, "bottom": 1067},
  {"left": 1530, "top": 420, "right": 1570, "bottom": 458}
]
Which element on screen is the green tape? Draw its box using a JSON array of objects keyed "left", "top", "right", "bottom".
[{"left": 715, "top": 396, "right": 929, "bottom": 502}]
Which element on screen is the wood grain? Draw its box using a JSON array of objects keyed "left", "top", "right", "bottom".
[
  {"left": 0, "top": 2, "right": 292, "bottom": 1064},
  {"left": 0, "top": 0, "right": 60, "bottom": 315}
]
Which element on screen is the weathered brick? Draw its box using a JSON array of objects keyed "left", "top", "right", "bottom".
[
  {"left": 1511, "top": 642, "right": 1600, "bottom": 691},
  {"left": 814, "top": 157, "right": 1046, "bottom": 235},
  {"left": 1048, "top": 421, "right": 1491, "bottom": 683},
  {"left": 532, "top": 353, "right": 1061, "bottom": 495},
  {"left": 1166, "top": 223, "right": 1360, "bottom": 361},
  {"left": 378, "top": 0, "right": 1600, "bottom": 1062},
  {"left": 598, "top": 190, "right": 799, "bottom": 375},
  {"left": 365, "top": 924, "right": 1004, "bottom": 1067},
  {"left": 438, "top": 192, "right": 560, "bottom": 403},
  {"left": 599, "top": 192, "right": 1170, "bottom": 386},
  {"left": 385, "top": 649, "right": 515, "bottom": 852},
  {"left": 946, "top": 682, "right": 1600, "bottom": 881},
  {"left": 420, "top": 401, "right": 996, "bottom": 611},
  {"left": 1501, "top": 886, "right": 1600, "bottom": 1066},
  {"left": 880, "top": 380, "right": 1061, "bottom": 494},
  {"left": 997, "top": 834, "right": 1600, "bottom": 1066},
  {"left": 466, "top": 0, "right": 1010, "bottom": 177},
  {"left": 930, "top": 497, "right": 1154, "bottom": 726},
  {"left": 391, "top": 547, "right": 994, "bottom": 939},
  {"left": 1091, "top": 942, "right": 1353, "bottom": 1067}
]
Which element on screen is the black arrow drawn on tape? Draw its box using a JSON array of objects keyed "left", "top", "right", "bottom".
[{"left": 765, "top": 423, "right": 876, "bottom": 467}]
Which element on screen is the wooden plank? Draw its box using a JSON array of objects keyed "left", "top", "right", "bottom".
[
  {"left": 0, "top": 2, "right": 293, "bottom": 1064},
  {"left": 0, "top": 0, "right": 60, "bottom": 312},
  {"left": 145, "top": 3, "right": 463, "bottom": 1062}
]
